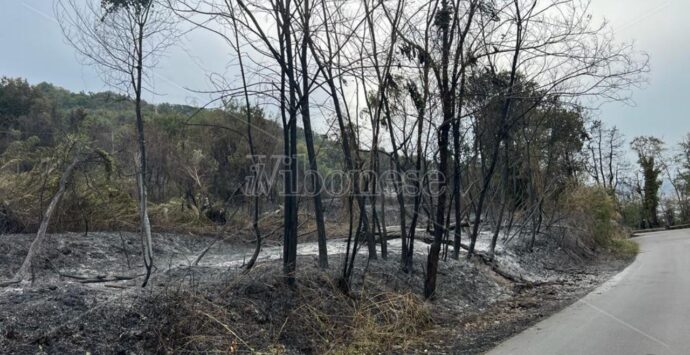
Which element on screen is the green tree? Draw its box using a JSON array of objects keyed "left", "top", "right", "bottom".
[
  {"left": 677, "top": 134, "right": 690, "bottom": 222},
  {"left": 631, "top": 136, "right": 664, "bottom": 228}
]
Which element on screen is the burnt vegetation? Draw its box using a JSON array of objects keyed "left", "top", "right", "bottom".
[{"left": 2, "top": 0, "right": 688, "bottom": 353}]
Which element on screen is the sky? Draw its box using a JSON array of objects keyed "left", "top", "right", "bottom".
[{"left": 1, "top": 0, "right": 689, "bottom": 149}]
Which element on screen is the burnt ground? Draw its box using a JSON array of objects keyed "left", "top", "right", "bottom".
[{"left": 0, "top": 231, "right": 633, "bottom": 354}]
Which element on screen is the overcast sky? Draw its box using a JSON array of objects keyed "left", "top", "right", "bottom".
[{"left": 1, "top": 0, "right": 688, "bottom": 149}]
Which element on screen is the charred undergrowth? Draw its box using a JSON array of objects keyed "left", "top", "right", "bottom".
[{"left": 0, "top": 232, "right": 633, "bottom": 354}]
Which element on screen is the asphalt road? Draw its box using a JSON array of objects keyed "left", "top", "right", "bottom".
[{"left": 489, "top": 229, "right": 690, "bottom": 355}]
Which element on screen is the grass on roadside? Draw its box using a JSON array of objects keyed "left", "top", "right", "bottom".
[{"left": 608, "top": 239, "right": 640, "bottom": 258}]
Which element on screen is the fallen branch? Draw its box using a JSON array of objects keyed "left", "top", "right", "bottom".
[
  {"left": 193, "top": 219, "right": 308, "bottom": 266},
  {"left": 45, "top": 259, "right": 144, "bottom": 284},
  {"left": 0, "top": 279, "right": 21, "bottom": 287},
  {"left": 193, "top": 229, "right": 229, "bottom": 266},
  {"left": 56, "top": 271, "right": 145, "bottom": 284}
]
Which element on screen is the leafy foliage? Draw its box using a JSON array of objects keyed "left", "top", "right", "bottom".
[
  {"left": 564, "top": 185, "right": 635, "bottom": 257},
  {"left": 0, "top": 78, "right": 300, "bottom": 233},
  {"left": 631, "top": 136, "right": 664, "bottom": 227}
]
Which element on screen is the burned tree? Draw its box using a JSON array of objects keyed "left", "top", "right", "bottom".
[
  {"left": 587, "top": 120, "right": 625, "bottom": 194},
  {"left": 56, "top": 0, "right": 178, "bottom": 286}
]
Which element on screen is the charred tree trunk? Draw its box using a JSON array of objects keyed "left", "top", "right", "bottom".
[
  {"left": 309, "top": 0, "right": 371, "bottom": 288},
  {"left": 284, "top": 4, "right": 299, "bottom": 285},
  {"left": 425, "top": 0, "right": 453, "bottom": 299},
  {"left": 468, "top": 0, "right": 523, "bottom": 259},
  {"left": 452, "top": 69, "right": 467, "bottom": 260},
  {"left": 232, "top": 12, "right": 262, "bottom": 272},
  {"left": 300, "top": 0, "right": 328, "bottom": 269},
  {"left": 378, "top": 179, "right": 389, "bottom": 258},
  {"left": 10, "top": 157, "right": 80, "bottom": 284},
  {"left": 135, "top": 22, "right": 154, "bottom": 288},
  {"left": 489, "top": 144, "right": 509, "bottom": 258}
]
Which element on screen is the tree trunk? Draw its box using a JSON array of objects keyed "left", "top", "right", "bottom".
[
  {"left": 300, "top": 0, "right": 328, "bottom": 268},
  {"left": 452, "top": 69, "right": 467, "bottom": 260},
  {"left": 232, "top": 12, "right": 262, "bottom": 272},
  {"left": 378, "top": 180, "right": 388, "bottom": 259},
  {"left": 306, "top": 5, "right": 371, "bottom": 287},
  {"left": 490, "top": 147, "right": 509, "bottom": 258},
  {"left": 468, "top": 0, "right": 523, "bottom": 259},
  {"left": 135, "top": 22, "right": 154, "bottom": 288},
  {"left": 424, "top": 0, "right": 453, "bottom": 299},
  {"left": 12, "top": 157, "right": 80, "bottom": 283},
  {"left": 282, "top": 4, "right": 299, "bottom": 285}
]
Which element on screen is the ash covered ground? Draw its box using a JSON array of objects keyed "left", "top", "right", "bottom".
[{"left": 0, "top": 230, "right": 632, "bottom": 354}]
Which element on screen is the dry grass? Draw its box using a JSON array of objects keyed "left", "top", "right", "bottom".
[
  {"left": 608, "top": 238, "right": 640, "bottom": 258},
  {"left": 146, "top": 262, "right": 433, "bottom": 354},
  {"left": 343, "top": 291, "right": 432, "bottom": 353}
]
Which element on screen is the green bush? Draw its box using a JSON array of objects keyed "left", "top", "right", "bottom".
[
  {"left": 619, "top": 200, "right": 643, "bottom": 229},
  {"left": 566, "top": 185, "right": 620, "bottom": 245},
  {"left": 565, "top": 185, "right": 638, "bottom": 257},
  {"left": 609, "top": 239, "right": 640, "bottom": 258}
]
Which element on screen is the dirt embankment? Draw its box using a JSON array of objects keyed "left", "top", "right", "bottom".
[{"left": 0, "top": 232, "right": 632, "bottom": 354}]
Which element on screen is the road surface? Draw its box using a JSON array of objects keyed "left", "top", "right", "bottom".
[{"left": 489, "top": 229, "right": 690, "bottom": 355}]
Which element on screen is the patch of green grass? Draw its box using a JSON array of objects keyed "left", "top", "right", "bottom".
[{"left": 608, "top": 239, "right": 640, "bottom": 258}]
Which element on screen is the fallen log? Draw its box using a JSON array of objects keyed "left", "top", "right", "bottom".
[
  {"left": 56, "top": 271, "right": 144, "bottom": 284},
  {"left": 0, "top": 279, "right": 21, "bottom": 287}
]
